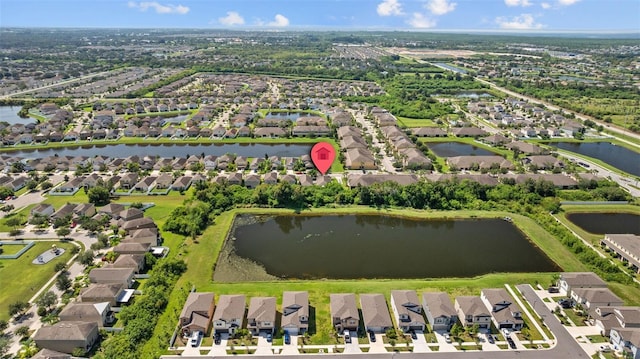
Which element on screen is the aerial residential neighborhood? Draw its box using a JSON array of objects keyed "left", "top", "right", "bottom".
[{"left": 0, "top": 0, "right": 639, "bottom": 358}]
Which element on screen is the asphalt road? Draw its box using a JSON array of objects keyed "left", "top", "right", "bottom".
[{"left": 168, "top": 286, "right": 589, "bottom": 358}]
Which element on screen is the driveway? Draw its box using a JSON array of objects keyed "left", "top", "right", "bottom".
[
  {"left": 412, "top": 330, "right": 430, "bottom": 353},
  {"left": 342, "top": 330, "right": 361, "bottom": 354},
  {"left": 433, "top": 330, "right": 456, "bottom": 352},
  {"left": 368, "top": 333, "right": 386, "bottom": 353},
  {"left": 207, "top": 333, "right": 228, "bottom": 356},
  {"left": 280, "top": 334, "right": 299, "bottom": 355},
  {"left": 254, "top": 334, "right": 273, "bottom": 355}
]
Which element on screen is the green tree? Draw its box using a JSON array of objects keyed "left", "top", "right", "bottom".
[
  {"left": 87, "top": 186, "right": 111, "bottom": 206},
  {"left": 56, "top": 226, "right": 71, "bottom": 239},
  {"left": 56, "top": 273, "right": 72, "bottom": 292},
  {"left": 77, "top": 250, "right": 94, "bottom": 266},
  {"left": 0, "top": 319, "right": 8, "bottom": 333},
  {"left": 35, "top": 291, "right": 57, "bottom": 311},
  {"left": 9, "top": 300, "right": 29, "bottom": 318},
  {"left": 0, "top": 336, "right": 9, "bottom": 357},
  {"left": 14, "top": 325, "right": 30, "bottom": 338}
]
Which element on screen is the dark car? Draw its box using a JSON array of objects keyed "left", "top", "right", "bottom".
[
  {"left": 507, "top": 337, "right": 516, "bottom": 349},
  {"left": 368, "top": 331, "right": 376, "bottom": 342},
  {"left": 548, "top": 287, "right": 560, "bottom": 293},
  {"left": 214, "top": 333, "right": 221, "bottom": 345},
  {"left": 284, "top": 332, "right": 291, "bottom": 345},
  {"left": 410, "top": 331, "right": 418, "bottom": 340},
  {"left": 487, "top": 334, "right": 494, "bottom": 344},
  {"left": 558, "top": 299, "right": 572, "bottom": 309},
  {"left": 266, "top": 333, "right": 272, "bottom": 343}
]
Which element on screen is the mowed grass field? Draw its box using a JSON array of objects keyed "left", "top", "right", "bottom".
[{"left": 0, "top": 241, "right": 75, "bottom": 321}]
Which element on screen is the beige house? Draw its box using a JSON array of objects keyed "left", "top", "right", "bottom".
[
  {"left": 180, "top": 292, "right": 215, "bottom": 336},
  {"left": 558, "top": 272, "right": 607, "bottom": 295},
  {"left": 88, "top": 267, "right": 135, "bottom": 288},
  {"left": 390, "top": 290, "right": 426, "bottom": 332},
  {"left": 422, "top": 292, "right": 458, "bottom": 332},
  {"left": 79, "top": 283, "right": 125, "bottom": 306},
  {"left": 571, "top": 288, "right": 624, "bottom": 311},
  {"left": 480, "top": 289, "right": 524, "bottom": 330},
  {"left": 281, "top": 291, "right": 309, "bottom": 335},
  {"left": 344, "top": 148, "right": 376, "bottom": 170},
  {"left": 330, "top": 293, "right": 359, "bottom": 333},
  {"left": 455, "top": 296, "right": 492, "bottom": 329},
  {"left": 213, "top": 295, "right": 246, "bottom": 335},
  {"left": 360, "top": 294, "right": 393, "bottom": 334},
  {"left": 34, "top": 321, "right": 99, "bottom": 355},
  {"left": 247, "top": 297, "right": 277, "bottom": 335}
]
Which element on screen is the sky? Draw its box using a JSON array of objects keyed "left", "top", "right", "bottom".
[{"left": 0, "top": 0, "right": 638, "bottom": 31}]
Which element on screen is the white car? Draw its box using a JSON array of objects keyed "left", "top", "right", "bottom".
[
  {"left": 444, "top": 333, "right": 452, "bottom": 343},
  {"left": 599, "top": 345, "right": 611, "bottom": 352}
]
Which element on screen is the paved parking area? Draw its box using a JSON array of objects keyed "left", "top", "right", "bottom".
[
  {"left": 207, "top": 333, "right": 228, "bottom": 356},
  {"left": 433, "top": 330, "right": 456, "bottom": 352},
  {"left": 254, "top": 334, "right": 273, "bottom": 355}
]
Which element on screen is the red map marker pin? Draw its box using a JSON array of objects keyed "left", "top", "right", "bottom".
[{"left": 310, "top": 142, "right": 336, "bottom": 175}]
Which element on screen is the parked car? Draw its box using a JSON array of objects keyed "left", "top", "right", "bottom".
[
  {"left": 344, "top": 330, "right": 351, "bottom": 344},
  {"left": 444, "top": 333, "right": 452, "bottom": 343},
  {"left": 214, "top": 333, "right": 221, "bottom": 345},
  {"left": 266, "top": 333, "right": 272, "bottom": 343},
  {"left": 507, "top": 337, "right": 516, "bottom": 349},
  {"left": 284, "top": 332, "right": 291, "bottom": 345},
  {"left": 368, "top": 331, "right": 376, "bottom": 343},
  {"left": 190, "top": 331, "right": 201, "bottom": 347},
  {"left": 599, "top": 345, "right": 611, "bottom": 352},
  {"left": 410, "top": 331, "right": 418, "bottom": 340},
  {"left": 547, "top": 286, "right": 560, "bottom": 293},
  {"left": 486, "top": 334, "right": 494, "bottom": 344},
  {"left": 558, "top": 299, "right": 572, "bottom": 309}
]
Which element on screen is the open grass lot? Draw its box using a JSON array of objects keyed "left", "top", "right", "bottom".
[
  {"left": 418, "top": 136, "right": 512, "bottom": 158},
  {"left": 0, "top": 242, "right": 28, "bottom": 255},
  {"left": 397, "top": 116, "right": 440, "bottom": 128},
  {"left": 0, "top": 240, "right": 75, "bottom": 321},
  {"left": 146, "top": 206, "right": 595, "bottom": 348}
]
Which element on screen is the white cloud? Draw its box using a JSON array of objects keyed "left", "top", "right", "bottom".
[
  {"left": 219, "top": 11, "right": 245, "bottom": 26},
  {"left": 558, "top": 0, "right": 581, "bottom": 5},
  {"left": 268, "top": 14, "right": 290, "bottom": 27},
  {"left": 377, "top": 0, "right": 403, "bottom": 16},
  {"left": 541, "top": 2, "right": 552, "bottom": 9},
  {"left": 407, "top": 12, "right": 437, "bottom": 28},
  {"left": 504, "top": 0, "right": 532, "bottom": 7},
  {"left": 496, "top": 13, "right": 543, "bottom": 29},
  {"left": 127, "top": 1, "right": 189, "bottom": 15},
  {"left": 426, "top": 0, "right": 457, "bottom": 16}
]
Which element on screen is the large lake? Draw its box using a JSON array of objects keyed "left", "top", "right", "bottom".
[
  {"left": 566, "top": 213, "right": 640, "bottom": 235},
  {"left": 550, "top": 142, "right": 640, "bottom": 177},
  {"left": 427, "top": 142, "right": 495, "bottom": 157},
  {"left": 227, "top": 214, "right": 560, "bottom": 280},
  {"left": 5, "top": 143, "right": 312, "bottom": 159}
]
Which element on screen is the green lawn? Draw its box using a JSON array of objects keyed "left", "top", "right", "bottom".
[
  {"left": 397, "top": 117, "right": 440, "bottom": 128},
  {"left": 0, "top": 241, "right": 75, "bottom": 321},
  {"left": 0, "top": 242, "right": 28, "bottom": 255}
]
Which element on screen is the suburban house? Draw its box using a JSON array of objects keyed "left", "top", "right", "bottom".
[
  {"left": 122, "top": 217, "right": 157, "bottom": 233},
  {"left": 422, "top": 292, "right": 458, "bottom": 332},
  {"left": 594, "top": 307, "right": 640, "bottom": 336},
  {"left": 480, "top": 289, "right": 524, "bottom": 330},
  {"left": 558, "top": 272, "right": 607, "bottom": 295},
  {"left": 113, "top": 241, "right": 151, "bottom": 255},
  {"left": 571, "top": 288, "right": 624, "bottom": 311},
  {"left": 88, "top": 267, "right": 135, "bottom": 288},
  {"left": 247, "top": 297, "right": 277, "bottom": 335},
  {"left": 179, "top": 292, "right": 215, "bottom": 337},
  {"left": 34, "top": 321, "right": 99, "bottom": 355},
  {"left": 455, "top": 296, "right": 492, "bottom": 329},
  {"left": 601, "top": 234, "right": 640, "bottom": 274},
  {"left": 212, "top": 295, "right": 246, "bottom": 335},
  {"left": 281, "top": 291, "right": 309, "bottom": 335},
  {"left": 31, "top": 203, "right": 55, "bottom": 218},
  {"left": 344, "top": 148, "right": 376, "bottom": 170},
  {"left": 609, "top": 327, "right": 640, "bottom": 359},
  {"left": 117, "top": 207, "right": 144, "bottom": 221},
  {"left": 108, "top": 254, "right": 145, "bottom": 273},
  {"left": 58, "top": 302, "right": 113, "bottom": 327},
  {"left": 360, "top": 294, "right": 393, "bottom": 334},
  {"left": 79, "top": 283, "right": 125, "bottom": 306},
  {"left": 390, "top": 290, "right": 426, "bottom": 332},
  {"left": 330, "top": 293, "right": 359, "bottom": 333}
]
